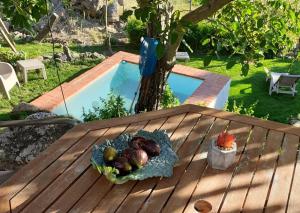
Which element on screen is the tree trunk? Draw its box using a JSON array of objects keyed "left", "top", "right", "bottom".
[
  {"left": 135, "top": 61, "right": 167, "bottom": 112},
  {"left": 135, "top": 0, "right": 234, "bottom": 113}
]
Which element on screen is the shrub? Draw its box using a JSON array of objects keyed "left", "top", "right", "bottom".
[
  {"left": 181, "top": 21, "right": 216, "bottom": 54},
  {"left": 82, "top": 92, "right": 128, "bottom": 122},
  {"left": 0, "top": 50, "right": 26, "bottom": 66},
  {"left": 161, "top": 85, "right": 180, "bottom": 109},
  {"left": 125, "top": 16, "right": 146, "bottom": 47},
  {"left": 225, "top": 100, "right": 269, "bottom": 119}
]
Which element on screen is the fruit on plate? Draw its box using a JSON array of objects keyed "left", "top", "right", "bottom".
[
  {"left": 128, "top": 136, "right": 146, "bottom": 149},
  {"left": 216, "top": 131, "right": 236, "bottom": 149},
  {"left": 112, "top": 157, "right": 132, "bottom": 175},
  {"left": 103, "top": 146, "right": 118, "bottom": 163},
  {"left": 129, "top": 149, "right": 148, "bottom": 169},
  {"left": 140, "top": 139, "right": 161, "bottom": 157},
  {"left": 121, "top": 148, "right": 135, "bottom": 160}
]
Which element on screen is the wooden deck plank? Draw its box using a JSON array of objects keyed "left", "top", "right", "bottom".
[
  {"left": 242, "top": 130, "right": 284, "bottom": 212},
  {"left": 137, "top": 113, "right": 212, "bottom": 213},
  {"left": 189, "top": 105, "right": 300, "bottom": 137},
  {"left": 23, "top": 121, "right": 148, "bottom": 213},
  {"left": 265, "top": 134, "right": 299, "bottom": 212},
  {"left": 160, "top": 116, "right": 217, "bottom": 213},
  {"left": 91, "top": 113, "right": 190, "bottom": 213},
  {"left": 10, "top": 128, "right": 110, "bottom": 213},
  {"left": 114, "top": 113, "right": 205, "bottom": 213},
  {"left": 2, "top": 105, "right": 300, "bottom": 213},
  {"left": 69, "top": 117, "right": 171, "bottom": 213},
  {"left": 139, "top": 118, "right": 229, "bottom": 213},
  {"left": 0, "top": 125, "right": 88, "bottom": 213},
  {"left": 183, "top": 121, "right": 252, "bottom": 213},
  {"left": 220, "top": 126, "right": 268, "bottom": 212},
  {"left": 287, "top": 138, "right": 300, "bottom": 212},
  {"left": 45, "top": 121, "right": 148, "bottom": 213}
]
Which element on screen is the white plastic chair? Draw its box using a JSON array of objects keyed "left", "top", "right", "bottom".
[{"left": 0, "top": 62, "right": 20, "bottom": 99}]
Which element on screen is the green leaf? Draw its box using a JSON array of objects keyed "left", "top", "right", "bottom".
[
  {"left": 257, "top": 18, "right": 264, "bottom": 28},
  {"left": 226, "top": 60, "right": 237, "bottom": 70},
  {"left": 156, "top": 42, "right": 165, "bottom": 59},
  {"left": 255, "top": 62, "right": 264, "bottom": 67},
  {"left": 202, "top": 38, "right": 210, "bottom": 46},
  {"left": 120, "top": 10, "right": 133, "bottom": 22},
  {"left": 232, "top": 22, "right": 239, "bottom": 31},
  {"left": 241, "top": 63, "right": 250, "bottom": 76},
  {"left": 203, "top": 55, "right": 213, "bottom": 67},
  {"left": 289, "top": 10, "right": 296, "bottom": 22}
]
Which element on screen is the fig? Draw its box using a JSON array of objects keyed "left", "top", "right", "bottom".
[
  {"left": 103, "top": 146, "right": 117, "bottom": 163},
  {"left": 128, "top": 137, "right": 146, "bottom": 149},
  {"left": 121, "top": 148, "right": 135, "bottom": 160},
  {"left": 112, "top": 157, "right": 132, "bottom": 175},
  {"left": 122, "top": 162, "right": 133, "bottom": 174},
  {"left": 129, "top": 149, "right": 148, "bottom": 169},
  {"left": 141, "top": 139, "right": 161, "bottom": 157}
]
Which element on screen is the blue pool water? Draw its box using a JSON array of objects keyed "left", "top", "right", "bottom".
[{"left": 53, "top": 62, "right": 203, "bottom": 120}]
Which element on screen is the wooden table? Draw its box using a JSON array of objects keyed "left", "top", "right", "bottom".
[
  {"left": 16, "top": 59, "right": 47, "bottom": 83},
  {"left": 1, "top": 105, "right": 300, "bottom": 212}
]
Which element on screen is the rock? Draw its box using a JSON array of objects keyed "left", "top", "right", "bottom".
[
  {"left": 11, "top": 102, "right": 47, "bottom": 118},
  {"left": 3, "top": 21, "right": 10, "bottom": 30},
  {"left": 81, "top": 0, "right": 104, "bottom": 18},
  {"left": 108, "top": 1, "right": 119, "bottom": 23},
  {"left": 24, "top": 35, "right": 34, "bottom": 42},
  {"left": 0, "top": 170, "right": 15, "bottom": 185},
  {"left": 91, "top": 52, "right": 105, "bottom": 60},
  {"left": 117, "top": 0, "right": 124, "bottom": 6},
  {"left": 34, "top": 56, "right": 44, "bottom": 61},
  {"left": 51, "top": 0, "right": 67, "bottom": 20},
  {"left": 13, "top": 31, "right": 26, "bottom": 40},
  {"left": 43, "top": 55, "right": 52, "bottom": 60},
  {"left": 72, "top": 52, "right": 80, "bottom": 59},
  {"left": 291, "top": 119, "right": 300, "bottom": 127},
  {"left": 0, "top": 112, "right": 75, "bottom": 170},
  {"left": 0, "top": 150, "right": 5, "bottom": 160}
]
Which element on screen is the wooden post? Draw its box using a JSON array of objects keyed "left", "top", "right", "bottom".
[{"left": 0, "top": 18, "right": 17, "bottom": 53}]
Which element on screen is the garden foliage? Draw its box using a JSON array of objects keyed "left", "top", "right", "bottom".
[
  {"left": 161, "top": 84, "right": 180, "bottom": 109},
  {"left": 125, "top": 16, "right": 147, "bottom": 47},
  {"left": 225, "top": 100, "right": 269, "bottom": 119},
  {"left": 82, "top": 92, "right": 128, "bottom": 122},
  {"left": 0, "top": 0, "right": 47, "bottom": 33},
  {"left": 0, "top": 50, "right": 25, "bottom": 66},
  {"left": 204, "top": 0, "right": 300, "bottom": 75}
]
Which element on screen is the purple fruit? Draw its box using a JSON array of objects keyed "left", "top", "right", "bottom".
[
  {"left": 128, "top": 137, "right": 146, "bottom": 149},
  {"left": 141, "top": 139, "right": 161, "bottom": 157},
  {"left": 121, "top": 148, "right": 135, "bottom": 160},
  {"left": 129, "top": 149, "right": 148, "bottom": 169},
  {"left": 112, "top": 157, "right": 132, "bottom": 175}
]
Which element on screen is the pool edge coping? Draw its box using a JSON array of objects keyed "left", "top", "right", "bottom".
[{"left": 30, "top": 51, "right": 231, "bottom": 111}]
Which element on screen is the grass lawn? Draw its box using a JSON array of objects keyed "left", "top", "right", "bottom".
[
  {"left": 0, "top": 42, "right": 299, "bottom": 124},
  {"left": 182, "top": 56, "right": 300, "bottom": 124},
  {"left": 0, "top": 43, "right": 103, "bottom": 120}
]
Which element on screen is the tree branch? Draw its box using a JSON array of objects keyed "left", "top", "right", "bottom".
[
  {"left": 164, "top": 0, "right": 234, "bottom": 66},
  {"left": 181, "top": 0, "right": 234, "bottom": 23}
]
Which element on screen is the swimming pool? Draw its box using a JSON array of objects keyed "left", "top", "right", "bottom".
[{"left": 52, "top": 62, "right": 203, "bottom": 120}]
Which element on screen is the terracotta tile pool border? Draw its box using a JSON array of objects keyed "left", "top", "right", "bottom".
[{"left": 31, "top": 51, "right": 230, "bottom": 111}]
